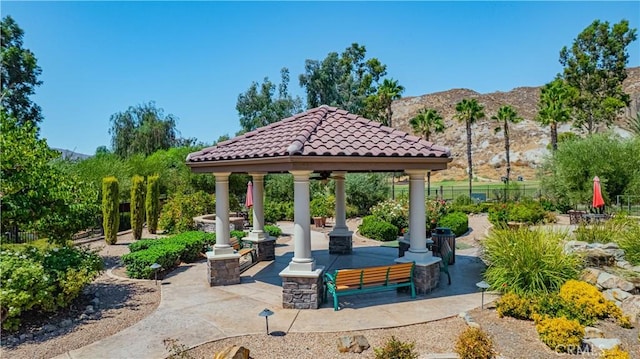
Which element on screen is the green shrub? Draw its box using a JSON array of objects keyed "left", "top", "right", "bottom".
[
  {"left": 488, "top": 201, "right": 547, "bottom": 227},
  {"left": 483, "top": 228, "right": 581, "bottom": 295},
  {"left": 131, "top": 175, "right": 145, "bottom": 240},
  {"left": 438, "top": 211, "right": 469, "bottom": 236},
  {"left": 454, "top": 194, "right": 473, "bottom": 206},
  {"left": 536, "top": 317, "right": 584, "bottom": 353},
  {"left": 230, "top": 230, "right": 247, "bottom": 240},
  {"left": 346, "top": 173, "right": 389, "bottom": 216},
  {"left": 122, "top": 243, "right": 182, "bottom": 279},
  {"left": 0, "top": 246, "right": 102, "bottom": 331},
  {"left": 454, "top": 327, "right": 497, "bottom": 359},
  {"left": 102, "top": 176, "right": 120, "bottom": 244},
  {"left": 146, "top": 175, "right": 160, "bottom": 234},
  {"left": 374, "top": 336, "right": 417, "bottom": 359},
  {"left": 264, "top": 225, "right": 282, "bottom": 237},
  {"left": 123, "top": 231, "right": 213, "bottom": 278},
  {"left": 264, "top": 201, "right": 294, "bottom": 223},
  {"left": 358, "top": 215, "right": 398, "bottom": 242},
  {"left": 370, "top": 198, "right": 408, "bottom": 233},
  {"left": 158, "top": 191, "right": 215, "bottom": 233}
]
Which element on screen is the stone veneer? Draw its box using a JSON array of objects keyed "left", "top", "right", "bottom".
[
  {"left": 413, "top": 261, "right": 441, "bottom": 294},
  {"left": 282, "top": 275, "right": 324, "bottom": 309},
  {"left": 329, "top": 234, "right": 352, "bottom": 254},
  {"left": 246, "top": 238, "right": 276, "bottom": 261},
  {"left": 207, "top": 254, "right": 240, "bottom": 286}
]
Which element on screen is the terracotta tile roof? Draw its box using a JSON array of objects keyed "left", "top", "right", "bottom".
[{"left": 187, "top": 106, "right": 450, "bottom": 163}]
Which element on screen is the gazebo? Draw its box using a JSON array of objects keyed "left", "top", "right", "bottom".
[{"left": 186, "top": 105, "right": 452, "bottom": 309}]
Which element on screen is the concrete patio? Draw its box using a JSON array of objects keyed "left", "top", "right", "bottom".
[{"left": 55, "top": 222, "right": 495, "bottom": 359}]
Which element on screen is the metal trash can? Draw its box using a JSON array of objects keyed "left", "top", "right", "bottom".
[{"left": 431, "top": 227, "right": 455, "bottom": 264}]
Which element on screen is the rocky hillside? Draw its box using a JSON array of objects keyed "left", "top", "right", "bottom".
[{"left": 391, "top": 67, "right": 640, "bottom": 181}]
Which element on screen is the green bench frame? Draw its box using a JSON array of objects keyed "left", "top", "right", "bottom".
[{"left": 324, "top": 262, "right": 416, "bottom": 311}]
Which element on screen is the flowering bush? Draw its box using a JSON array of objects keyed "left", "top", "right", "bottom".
[
  {"left": 0, "top": 245, "right": 103, "bottom": 331},
  {"left": 454, "top": 327, "right": 497, "bottom": 359},
  {"left": 370, "top": 198, "right": 408, "bottom": 233},
  {"left": 559, "top": 280, "right": 631, "bottom": 328},
  {"left": 426, "top": 199, "right": 449, "bottom": 231},
  {"left": 600, "top": 346, "right": 630, "bottom": 359},
  {"left": 535, "top": 316, "right": 584, "bottom": 353}
]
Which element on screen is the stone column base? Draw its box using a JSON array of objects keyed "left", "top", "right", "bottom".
[
  {"left": 413, "top": 260, "right": 441, "bottom": 294},
  {"left": 279, "top": 267, "right": 325, "bottom": 309},
  {"left": 243, "top": 236, "right": 276, "bottom": 261},
  {"left": 396, "top": 256, "right": 442, "bottom": 294},
  {"left": 329, "top": 232, "right": 353, "bottom": 254},
  {"left": 207, "top": 252, "right": 241, "bottom": 286}
]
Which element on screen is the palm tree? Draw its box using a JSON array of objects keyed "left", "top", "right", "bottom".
[
  {"left": 491, "top": 105, "right": 522, "bottom": 183},
  {"left": 410, "top": 108, "right": 445, "bottom": 197},
  {"left": 377, "top": 78, "right": 405, "bottom": 127},
  {"left": 536, "top": 78, "right": 574, "bottom": 151},
  {"left": 455, "top": 98, "right": 485, "bottom": 198}
]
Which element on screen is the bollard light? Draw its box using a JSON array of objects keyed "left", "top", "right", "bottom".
[
  {"left": 476, "top": 280, "right": 490, "bottom": 310},
  {"left": 150, "top": 263, "right": 162, "bottom": 285},
  {"left": 258, "top": 308, "right": 274, "bottom": 335}
]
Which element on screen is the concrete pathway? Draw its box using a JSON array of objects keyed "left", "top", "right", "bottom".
[{"left": 55, "top": 221, "right": 495, "bottom": 359}]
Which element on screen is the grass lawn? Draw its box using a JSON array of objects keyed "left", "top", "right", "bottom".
[{"left": 393, "top": 179, "right": 541, "bottom": 200}]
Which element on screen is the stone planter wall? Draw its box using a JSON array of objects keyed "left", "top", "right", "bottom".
[{"left": 194, "top": 214, "right": 246, "bottom": 232}]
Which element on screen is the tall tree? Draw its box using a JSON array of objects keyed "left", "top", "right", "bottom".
[
  {"left": 365, "top": 78, "right": 405, "bottom": 126},
  {"left": 1, "top": 112, "right": 97, "bottom": 243},
  {"left": 0, "top": 16, "right": 43, "bottom": 128},
  {"left": 299, "top": 43, "right": 387, "bottom": 115},
  {"left": 236, "top": 68, "right": 302, "bottom": 134},
  {"left": 559, "top": 19, "right": 637, "bottom": 133},
  {"left": 109, "top": 102, "right": 179, "bottom": 158},
  {"left": 454, "top": 98, "right": 485, "bottom": 198},
  {"left": 491, "top": 105, "right": 522, "bottom": 183},
  {"left": 536, "top": 78, "right": 575, "bottom": 151},
  {"left": 410, "top": 108, "right": 445, "bottom": 197}
]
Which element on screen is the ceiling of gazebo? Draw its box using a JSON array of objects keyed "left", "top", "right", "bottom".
[{"left": 186, "top": 105, "right": 452, "bottom": 173}]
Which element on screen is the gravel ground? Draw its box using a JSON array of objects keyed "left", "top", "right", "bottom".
[
  {"left": 0, "top": 230, "right": 162, "bottom": 359},
  {"left": 3, "top": 216, "right": 638, "bottom": 359}
]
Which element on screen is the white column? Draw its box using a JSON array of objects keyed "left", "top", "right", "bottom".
[
  {"left": 329, "top": 171, "right": 350, "bottom": 235},
  {"left": 287, "top": 170, "right": 315, "bottom": 272},
  {"left": 248, "top": 172, "right": 267, "bottom": 240},
  {"left": 212, "top": 172, "right": 234, "bottom": 256},
  {"left": 397, "top": 169, "right": 433, "bottom": 264}
]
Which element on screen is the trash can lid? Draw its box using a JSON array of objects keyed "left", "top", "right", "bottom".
[{"left": 433, "top": 227, "right": 452, "bottom": 235}]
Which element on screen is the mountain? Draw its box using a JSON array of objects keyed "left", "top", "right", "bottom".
[
  {"left": 54, "top": 148, "right": 91, "bottom": 161},
  {"left": 391, "top": 67, "right": 640, "bottom": 181}
]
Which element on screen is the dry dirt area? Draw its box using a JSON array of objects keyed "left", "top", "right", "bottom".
[{"left": 0, "top": 231, "right": 162, "bottom": 359}]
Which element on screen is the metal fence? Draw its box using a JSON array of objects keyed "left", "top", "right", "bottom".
[
  {"left": 395, "top": 184, "right": 541, "bottom": 202},
  {"left": 615, "top": 195, "right": 640, "bottom": 216},
  {"left": 2, "top": 231, "right": 39, "bottom": 244}
]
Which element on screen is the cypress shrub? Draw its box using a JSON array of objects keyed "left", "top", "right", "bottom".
[
  {"left": 131, "top": 175, "right": 146, "bottom": 240},
  {"left": 102, "top": 176, "right": 120, "bottom": 244},
  {"left": 146, "top": 175, "right": 160, "bottom": 234}
]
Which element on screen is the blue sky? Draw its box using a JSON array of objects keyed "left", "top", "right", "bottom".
[{"left": 4, "top": 1, "right": 639, "bottom": 155}]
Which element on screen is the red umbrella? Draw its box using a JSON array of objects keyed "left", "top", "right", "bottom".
[
  {"left": 245, "top": 181, "right": 253, "bottom": 208},
  {"left": 592, "top": 176, "right": 605, "bottom": 209}
]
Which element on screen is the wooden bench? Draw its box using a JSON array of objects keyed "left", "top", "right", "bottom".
[
  {"left": 324, "top": 262, "right": 416, "bottom": 311},
  {"left": 230, "top": 237, "right": 257, "bottom": 271}
]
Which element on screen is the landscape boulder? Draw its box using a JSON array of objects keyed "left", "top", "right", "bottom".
[
  {"left": 215, "top": 345, "right": 250, "bottom": 359},
  {"left": 337, "top": 335, "right": 370, "bottom": 353},
  {"left": 620, "top": 295, "right": 640, "bottom": 325}
]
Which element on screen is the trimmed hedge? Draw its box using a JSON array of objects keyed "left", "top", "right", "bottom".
[
  {"left": 438, "top": 211, "right": 469, "bottom": 236},
  {"left": 102, "top": 177, "right": 119, "bottom": 244},
  {"left": 131, "top": 175, "right": 145, "bottom": 240},
  {"left": 358, "top": 215, "right": 398, "bottom": 242},
  {"left": 123, "top": 231, "right": 214, "bottom": 278}
]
